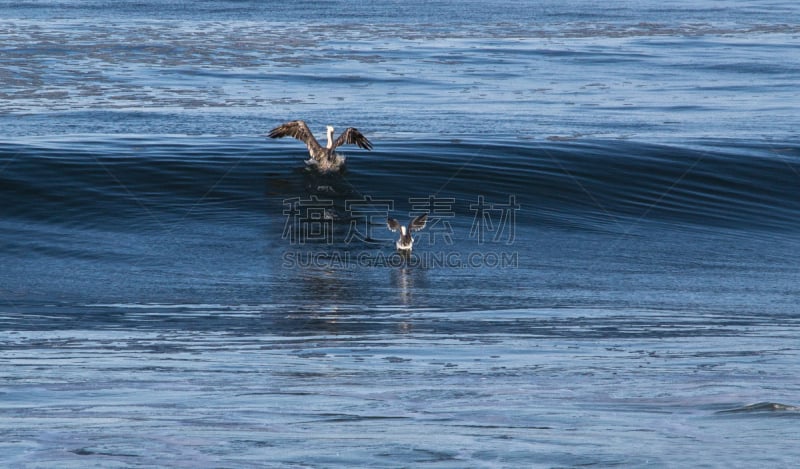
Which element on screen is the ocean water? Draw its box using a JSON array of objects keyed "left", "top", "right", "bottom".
[{"left": 2, "top": 1, "right": 800, "bottom": 467}]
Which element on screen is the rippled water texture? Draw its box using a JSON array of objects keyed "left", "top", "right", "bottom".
[
  {"left": 2, "top": 1, "right": 800, "bottom": 467},
  {"left": 1, "top": 1, "right": 799, "bottom": 139}
]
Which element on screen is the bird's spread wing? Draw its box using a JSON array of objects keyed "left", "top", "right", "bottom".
[
  {"left": 409, "top": 213, "right": 428, "bottom": 232},
  {"left": 332, "top": 127, "right": 373, "bottom": 151},
  {"left": 387, "top": 218, "right": 402, "bottom": 232},
  {"left": 268, "top": 120, "right": 323, "bottom": 152}
]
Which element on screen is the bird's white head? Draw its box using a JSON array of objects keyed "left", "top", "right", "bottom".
[{"left": 325, "top": 125, "right": 335, "bottom": 149}]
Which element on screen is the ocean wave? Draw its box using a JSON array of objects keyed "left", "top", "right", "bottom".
[{"left": 1, "top": 137, "right": 798, "bottom": 233}]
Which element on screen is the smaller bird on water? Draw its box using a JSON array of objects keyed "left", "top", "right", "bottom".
[{"left": 387, "top": 214, "right": 428, "bottom": 251}]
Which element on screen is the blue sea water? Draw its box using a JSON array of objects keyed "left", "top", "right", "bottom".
[{"left": 1, "top": 1, "right": 800, "bottom": 467}]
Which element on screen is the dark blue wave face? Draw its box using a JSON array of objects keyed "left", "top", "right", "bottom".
[
  {"left": 2, "top": 137, "right": 799, "bottom": 312},
  {"left": 2, "top": 138, "right": 799, "bottom": 232}
]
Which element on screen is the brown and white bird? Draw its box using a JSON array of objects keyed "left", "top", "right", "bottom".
[
  {"left": 268, "top": 120, "right": 372, "bottom": 171},
  {"left": 387, "top": 214, "right": 428, "bottom": 251}
]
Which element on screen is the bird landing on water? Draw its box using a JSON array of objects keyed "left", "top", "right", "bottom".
[
  {"left": 268, "top": 120, "right": 373, "bottom": 172},
  {"left": 387, "top": 214, "right": 428, "bottom": 251}
]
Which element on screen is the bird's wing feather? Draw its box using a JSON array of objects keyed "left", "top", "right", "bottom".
[
  {"left": 332, "top": 127, "right": 373, "bottom": 151},
  {"left": 387, "top": 218, "right": 402, "bottom": 232},
  {"left": 268, "top": 120, "right": 323, "bottom": 152},
  {"left": 409, "top": 213, "right": 428, "bottom": 232}
]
